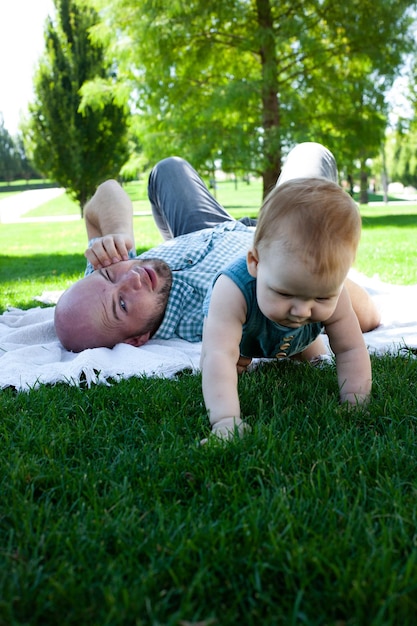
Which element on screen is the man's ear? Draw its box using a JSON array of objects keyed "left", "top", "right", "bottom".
[
  {"left": 123, "top": 332, "right": 151, "bottom": 347},
  {"left": 247, "top": 248, "right": 259, "bottom": 277}
]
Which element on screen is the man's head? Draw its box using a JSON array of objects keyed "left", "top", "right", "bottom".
[{"left": 54, "top": 258, "right": 172, "bottom": 352}]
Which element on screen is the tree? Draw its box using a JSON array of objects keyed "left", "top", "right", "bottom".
[
  {"left": 13, "top": 135, "right": 42, "bottom": 182},
  {"left": 0, "top": 115, "right": 41, "bottom": 183},
  {"left": 85, "top": 0, "right": 416, "bottom": 198},
  {"left": 0, "top": 115, "right": 19, "bottom": 183},
  {"left": 289, "top": 56, "right": 391, "bottom": 203},
  {"left": 386, "top": 59, "right": 417, "bottom": 189},
  {"left": 27, "top": 0, "right": 129, "bottom": 213}
]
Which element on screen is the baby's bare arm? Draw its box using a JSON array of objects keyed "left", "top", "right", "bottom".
[
  {"left": 200, "top": 276, "right": 249, "bottom": 440},
  {"left": 335, "top": 345, "right": 371, "bottom": 405},
  {"left": 325, "top": 287, "right": 372, "bottom": 405}
]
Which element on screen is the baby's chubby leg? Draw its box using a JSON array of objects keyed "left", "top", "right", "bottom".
[
  {"left": 345, "top": 278, "right": 381, "bottom": 332},
  {"left": 295, "top": 335, "right": 328, "bottom": 362},
  {"left": 236, "top": 355, "right": 253, "bottom": 374}
]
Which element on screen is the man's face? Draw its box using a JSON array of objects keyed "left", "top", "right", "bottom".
[{"left": 55, "top": 258, "right": 172, "bottom": 351}]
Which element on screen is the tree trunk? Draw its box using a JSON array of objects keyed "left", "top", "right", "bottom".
[
  {"left": 381, "top": 143, "right": 389, "bottom": 204},
  {"left": 256, "top": 0, "right": 281, "bottom": 198},
  {"left": 359, "top": 159, "right": 368, "bottom": 204}
]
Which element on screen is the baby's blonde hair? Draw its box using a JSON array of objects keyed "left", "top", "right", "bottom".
[{"left": 253, "top": 178, "right": 361, "bottom": 281}]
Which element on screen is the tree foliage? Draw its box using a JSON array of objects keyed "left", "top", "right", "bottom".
[
  {"left": 0, "top": 117, "right": 19, "bottom": 183},
  {"left": 85, "top": 0, "right": 416, "bottom": 198},
  {"left": 0, "top": 116, "right": 39, "bottom": 183},
  {"left": 387, "top": 58, "right": 417, "bottom": 189},
  {"left": 27, "top": 0, "right": 129, "bottom": 211}
]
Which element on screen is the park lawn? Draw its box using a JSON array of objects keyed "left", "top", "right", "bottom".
[
  {"left": 0, "top": 189, "right": 416, "bottom": 625},
  {"left": 0, "top": 188, "right": 416, "bottom": 314}
]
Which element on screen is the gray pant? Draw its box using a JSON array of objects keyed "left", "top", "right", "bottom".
[{"left": 148, "top": 142, "right": 338, "bottom": 240}]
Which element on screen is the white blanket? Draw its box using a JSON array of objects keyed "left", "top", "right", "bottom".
[{"left": 1, "top": 271, "right": 416, "bottom": 391}]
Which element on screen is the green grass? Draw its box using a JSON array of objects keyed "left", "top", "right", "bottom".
[
  {"left": 0, "top": 178, "right": 55, "bottom": 188},
  {"left": 26, "top": 192, "right": 81, "bottom": 217},
  {"left": 1, "top": 185, "right": 417, "bottom": 625},
  {"left": 358, "top": 203, "right": 417, "bottom": 284},
  {"left": 0, "top": 190, "right": 19, "bottom": 200}
]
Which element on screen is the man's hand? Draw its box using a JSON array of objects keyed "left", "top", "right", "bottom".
[{"left": 85, "top": 234, "right": 134, "bottom": 269}]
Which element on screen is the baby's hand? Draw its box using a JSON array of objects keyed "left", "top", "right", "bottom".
[
  {"left": 200, "top": 417, "right": 251, "bottom": 445},
  {"left": 85, "top": 234, "right": 134, "bottom": 269}
]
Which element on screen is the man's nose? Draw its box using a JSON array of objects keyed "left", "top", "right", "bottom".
[{"left": 118, "top": 269, "right": 142, "bottom": 291}]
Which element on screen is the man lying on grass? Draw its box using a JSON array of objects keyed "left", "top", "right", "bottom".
[{"left": 54, "top": 143, "right": 380, "bottom": 359}]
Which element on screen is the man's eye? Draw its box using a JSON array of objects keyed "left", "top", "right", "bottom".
[{"left": 120, "top": 297, "right": 127, "bottom": 312}]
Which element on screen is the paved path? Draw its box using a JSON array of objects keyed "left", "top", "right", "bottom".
[
  {"left": 1, "top": 187, "right": 416, "bottom": 225},
  {"left": 0, "top": 188, "right": 67, "bottom": 223}
]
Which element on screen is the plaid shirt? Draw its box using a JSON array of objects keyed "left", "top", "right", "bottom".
[{"left": 87, "top": 221, "right": 254, "bottom": 342}]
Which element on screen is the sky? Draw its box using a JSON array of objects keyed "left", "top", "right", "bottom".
[{"left": 0, "top": 0, "right": 55, "bottom": 135}]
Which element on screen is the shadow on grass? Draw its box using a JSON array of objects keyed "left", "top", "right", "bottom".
[
  {"left": 0, "top": 253, "right": 85, "bottom": 282},
  {"left": 1, "top": 298, "right": 55, "bottom": 312},
  {"left": 361, "top": 214, "right": 417, "bottom": 228},
  {"left": 354, "top": 192, "right": 406, "bottom": 203},
  {"left": 0, "top": 246, "right": 152, "bottom": 282},
  {"left": 224, "top": 206, "right": 259, "bottom": 215},
  {"left": 0, "top": 247, "right": 155, "bottom": 314}
]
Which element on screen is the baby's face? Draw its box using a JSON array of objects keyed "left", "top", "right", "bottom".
[{"left": 247, "top": 247, "right": 344, "bottom": 328}]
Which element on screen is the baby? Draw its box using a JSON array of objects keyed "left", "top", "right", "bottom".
[{"left": 201, "top": 175, "right": 377, "bottom": 440}]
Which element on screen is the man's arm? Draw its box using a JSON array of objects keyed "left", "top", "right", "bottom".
[
  {"left": 84, "top": 179, "right": 135, "bottom": 269},
  {"left": 325, "top": 286, "right": 372, "bottom": 405}
]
